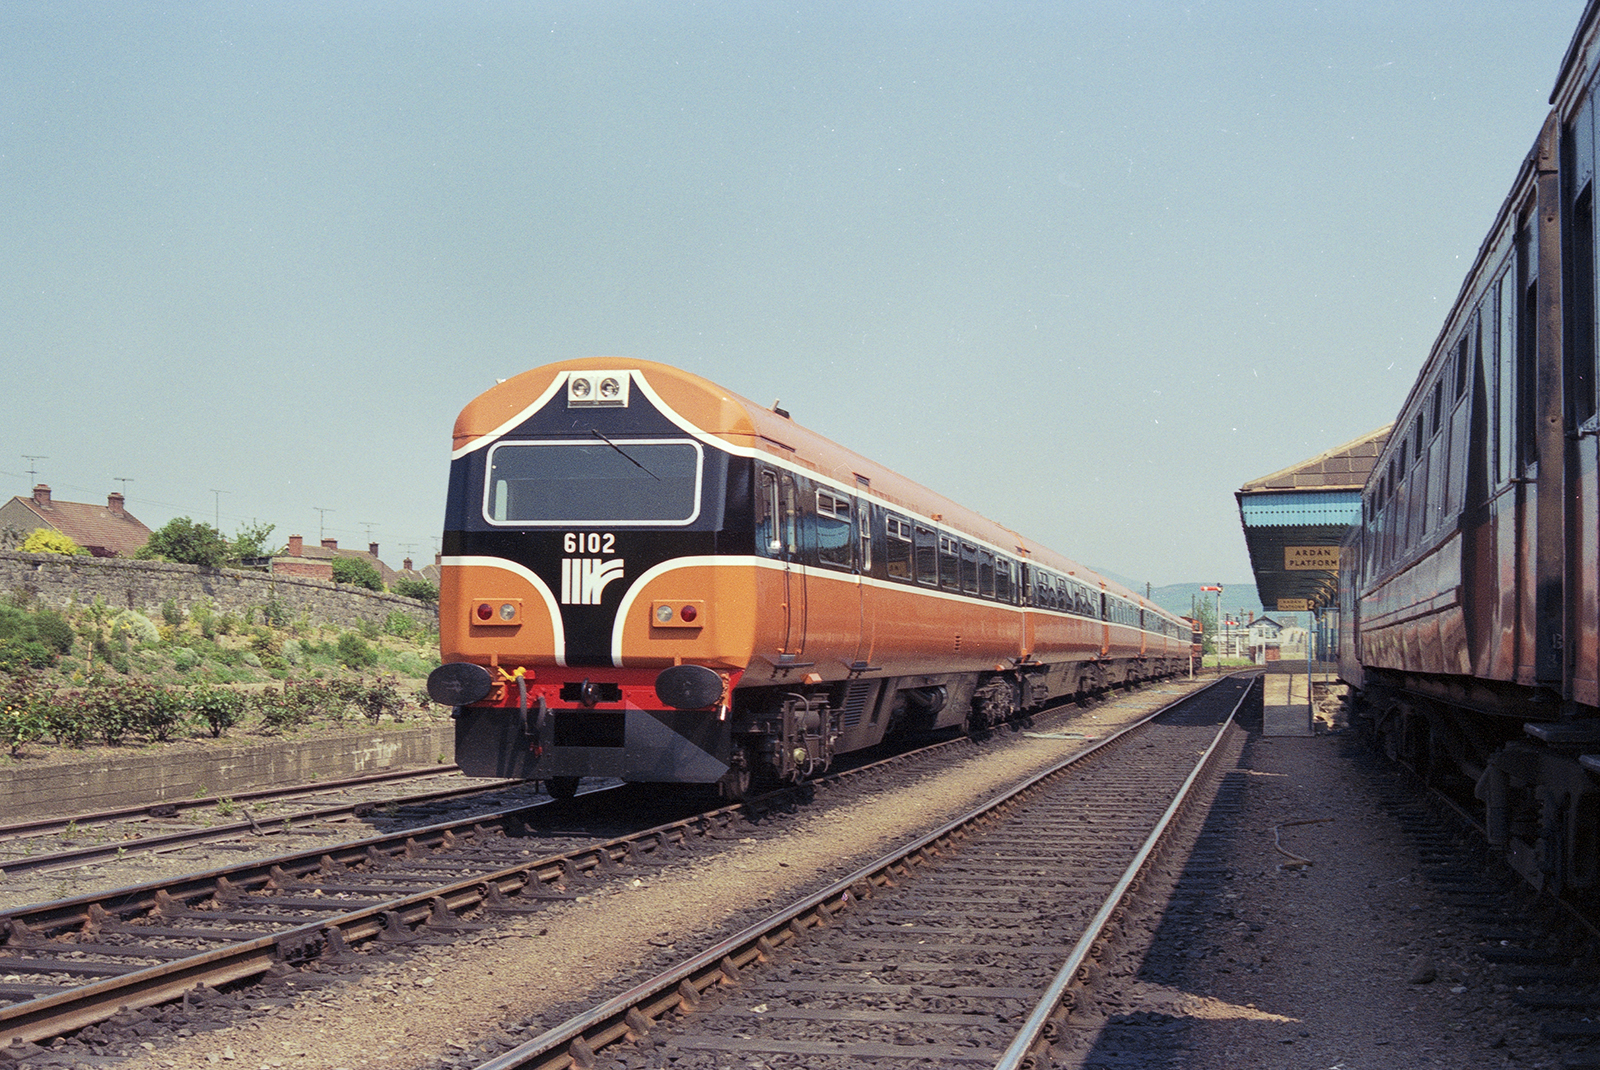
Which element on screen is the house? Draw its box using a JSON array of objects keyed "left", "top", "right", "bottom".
[
  {"left": 0, "top": 484, "right": 153, "bottom": 557},
  {"left": 270, "top": 535, "right": 403, "bottom": 586}
]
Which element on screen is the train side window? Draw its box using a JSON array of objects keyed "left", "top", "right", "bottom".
[
  {"left": 885, "top": 515, "right": 913, "bottom": 580},
  {"left": 938, "top": 534, "right": 960, "bottom": 589},
  {"left": 1575, "top": 184, "right": 1598, "bottom": 426},
  {"left": 1430, "top": 382, "right": 1443, "bottom": 439},
  {"left": 857, "top": 501, "right": 872, "bottom": 573},
  {"left": 960, "top": 543, "right": 979, "bottom": 594},
  {"left": 996, "top": 559, "right": 1013, "bottom": 603},
  {"left": 914, "top": 525, "right": 938, "bottom": 585},
  {"left": 757, "top": 471, "right": 781, "bottom": 555},
  {"left": 815, "top": 490, "right": 852, "bottom": 569},
  {"left": 1497, "top": 266, "right": 1516, "bottom": 483},
  {"left": 978, "top": 550, "right": 995, "bottom": 599},
  {"left": 1454, "top": 334, "right": 1470, "bottom": 400}
]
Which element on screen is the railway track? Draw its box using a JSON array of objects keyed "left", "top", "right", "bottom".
[
  {"left": 0, "top": 691, "right": 1065, "bottom": 1052},
  {"left": 464, "top": 674, "right": 1256, "bottom": 1070}
]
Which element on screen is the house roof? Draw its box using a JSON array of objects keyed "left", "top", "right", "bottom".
[{"left": 0, "top": 485, "right": 153, "bottom": 558}]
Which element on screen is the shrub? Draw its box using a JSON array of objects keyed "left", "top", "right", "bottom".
[
  {"left": 335, "top": 632, "right": 377, "bottom": 669},
  {"left": 137, "top": 517, "right": 228, "bottom": 567},
  {"left": 393, "top": 578, "right": 438, "bottom": 604},
  {"left": 112, "top": 610, "right": 160, "bottom": 646},
  {"left": 20, "top": 529, "right": 88, "bottom": 555},
  {"left": 384, "top": 611, "right": 420, "bottom": 640},
  {"left": 358, "top": 676, "right": 406, "bottom": 724},
  {"left": 0, "top": 676, "right": 49, "bottom": 756},
  {"left": 187, "top": 683, "right": 244, "bottom": 738},
  {"left": 32, "top": 610, "right": 73, "bottom": 656},
  {"left": 160, "top": 599, "right": 185, "bottom": 627},
  {"left": 330, "top": 556, "right": 384, "bottom": 591}
]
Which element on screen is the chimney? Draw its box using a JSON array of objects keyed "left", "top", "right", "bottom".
[
  {"left": 107, "top": 492, "right": 125, "bottom": 518},
  {"left": 322, "top": 538, "right": 337, "bottom": 551},
  {"left": 403, "top": 557, "right": 413, "bottom": 571},
  {"left": 289, "top": 534, "right": 303, "bottom": 557},
  {"left": 368, "top": 542, "right": 380, "bottom": 558},
  {"left": 32, "top": 484, "right": 51, "bottom": 509},
  {"left": 435, "top": 552, "right": 442, "bottom": 566}
]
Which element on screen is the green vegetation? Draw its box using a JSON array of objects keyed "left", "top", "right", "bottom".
[
  {"left": 330, "top": 555, "right": 384, "bottom": 591},
  {"left": 0, "top": 592, "right": 443, "bottom": 758},
  {"left": 19, "top": 529, "right": 88, "bottom": 556},
  {"left": 137, "top": 517, "right": 230, "bottom": 568},
  {"left": 393, "top": 578, "right": 438, "bottom": 604}
]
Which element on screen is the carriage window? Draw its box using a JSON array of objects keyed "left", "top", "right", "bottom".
[
  {"left": 938, "top": 534, "right": 960, "bottom": 589},
  {"left": 485, "top": 440, "right": 702, "bottom": 525},
  {"left": 960, "top": 543, "right": 979, "bottom": 593},
  {"left": 886, "top": 515, "right": 913, "bottom": 580},
  {"left": 815, "top": 490, "right": 852, "bottom": 569},
  {"left": 1430, "top": 383, "right": 1443, "bottom": 439},
  {"left": 995, "top": 559, "right": 1013, "bottom": 603},
  {"left": 977, "top": 550, "right": 995, "bottom": 598},
  {"left": 915, "top": 525, "right": 938, "bottom": 585}
]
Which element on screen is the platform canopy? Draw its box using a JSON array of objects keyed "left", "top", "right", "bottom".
[{"left": 1235, "top": 426, "right": 1390, "bottom": 613}]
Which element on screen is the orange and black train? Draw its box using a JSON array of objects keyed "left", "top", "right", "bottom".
[{"left": 428, "top": 359, "right": 1190, "bottom": 798}]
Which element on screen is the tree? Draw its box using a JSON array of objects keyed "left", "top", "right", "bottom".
[
  {"left": 227, "top": 520, "right": 277, "bottom": 565},
  {"left": 19, "top": 529, "right": 87, "bottom": 555},
  {"left": 1190, "top": 595, "right": 1218, "bottom": 656},
  {"left": 330, "top": 555, "right": 384, "bottom": 591},
  {"left": 137, "top": 517, "right": 229, "bottom": 568}
]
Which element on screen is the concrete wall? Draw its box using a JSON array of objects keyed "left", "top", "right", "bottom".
[
  {"left": 0, "top": 551, "right": 436, "bottom": 631},
  {"left": 0, "top": 723, "right": 458, "bottom": 820}
]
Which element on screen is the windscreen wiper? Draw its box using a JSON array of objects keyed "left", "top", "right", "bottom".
[{"left": 591, "top": 428, "right": 661, "bottom": 480}]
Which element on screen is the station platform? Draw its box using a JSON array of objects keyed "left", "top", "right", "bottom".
[{"left": 1262, "top": 672, "right": 1320, "bottom": 736}]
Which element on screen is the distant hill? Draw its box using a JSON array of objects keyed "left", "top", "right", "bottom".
[{"left": 1092, "top": 567, "right": 1263, "bottom": 622}]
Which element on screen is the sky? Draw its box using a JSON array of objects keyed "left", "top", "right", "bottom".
[{"left": 1, "top": 1, "right": 1588, "bottom": 596}]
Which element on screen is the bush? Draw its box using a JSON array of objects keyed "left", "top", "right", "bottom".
[
  {"left": 187, "top": 683, "right": 244, "bottom": 738},
  {"left": 137, "top": 517, "right": 229, "bottom": 568},
  {"left": 358, "top": 676, "right": 406, "bottom": 724},
  {"left": 112, "top": 610, "right": 160, "bottom": 646},
  {"left": 335, "top": 632, "right": 377, "bottom": 669},
  {"left": 393, "top": 578, "right": 438, "bottom": 604},
  {"left": 383, "top": 611, "right": 420, "bottom": 639},
  {"left": 0, "top": 605, "right": 66, "bottom": 671},
  {"left": 330, "top": 556, "right": 384, "bottom": 591},
  {"left": 20, "top": 529, "right": 88, "bottom": 555},
  {"left": 0, "top": 676, "right": 49, "bottom": 756},
  {"left": 32, "top": 610, "right": 74, "bottom": 656}
]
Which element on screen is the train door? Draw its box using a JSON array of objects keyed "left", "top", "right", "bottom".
[
  {"left": 852, "top": 482, "right": 876, "bottom": 667},
  {"left": 1564, "top": 97, "right": 1600, "bottom": 709},
  {"left": 1099, "top": 584, "right": 1110, "bottom": 658},
  {"left": 759, "top": 469, "right": 807, "bottom": 657}
]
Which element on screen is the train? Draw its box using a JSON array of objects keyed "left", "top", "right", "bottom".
[
  {"left": 1338, "top": 1, "right": 1600, "bottom": 895},
  {"left": 426, "top": 358, "right": 1192, "bottom": 798}
]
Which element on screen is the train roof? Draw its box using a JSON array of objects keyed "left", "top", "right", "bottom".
[{"left": 455, "top": 358, "right": 1179, "bottom": 620}]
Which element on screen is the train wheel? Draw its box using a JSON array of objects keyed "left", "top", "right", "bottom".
[{"left": 546, "top": 776, "right": 581, "bottom": 800}]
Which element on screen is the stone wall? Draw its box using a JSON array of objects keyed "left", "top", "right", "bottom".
[{"left": 0, "top": 550, "right": 438, "bottom": 631}]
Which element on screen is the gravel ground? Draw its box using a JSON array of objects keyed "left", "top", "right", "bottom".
[
  {"left": 1066, "top": 694, "right": 1569, "bottom": 1070},
  {"left": 82, "top": 674, "right": 1565, "bottom": 1070}
]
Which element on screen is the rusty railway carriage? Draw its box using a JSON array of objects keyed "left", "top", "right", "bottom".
[
  {"left": 427, "top": 358, "right": 1190, "bottom": 798},
  {"left": 1338, "top": 1, "right": 1600, "bottom": 895}
]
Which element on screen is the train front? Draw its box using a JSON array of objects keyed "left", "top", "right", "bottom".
[{"left": 426, "top": 360, "right": 756, "bottom": 794}]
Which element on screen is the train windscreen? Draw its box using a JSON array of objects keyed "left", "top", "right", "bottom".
[{"left": 483, "top": 439, "right": 703, "bottom": 524}]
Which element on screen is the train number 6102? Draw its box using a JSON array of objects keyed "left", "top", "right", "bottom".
[{"left": 563, "top": 532, "right": 616, "bottom": 554}]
